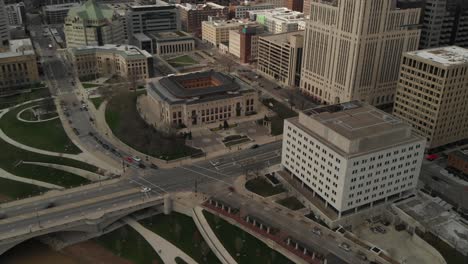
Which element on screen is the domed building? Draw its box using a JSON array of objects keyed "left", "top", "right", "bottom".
[{"left": 64, "top": 0, "right": 124, "bottom": 48}]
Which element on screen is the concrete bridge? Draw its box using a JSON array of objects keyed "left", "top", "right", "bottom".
[{"left": 0, "top": 184, "right": 166, "bottom": 255}]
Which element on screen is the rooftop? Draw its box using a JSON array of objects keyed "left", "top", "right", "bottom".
[
  {"left": 293, "top": 101, "right": 425, "bottom": 155},
  {"left": 147, "top": 70, "right": 253, "bottom": 104},
  {"left": 259, "top": 30, "right": 304, "bottom": 45},
  {"left": 249, "top": 7, "right": 304, "bottom": 21},
  {"left": 150, "top": 31, "right": 192, "bottom": 40},
  {"left": 71, "top": 44, "right": 152, "bottom": 59},
  {"left": 203, "top": 19, "right": 256, "bottom": 28},
  {"left": 407, "top": 46, "right": 468, "bottom": 66},
  {"left": 67, "top": 0, "right": 115, "bottom": 21},
  {"left": 449, "top": 149, "right": 468, "bottom": 162},
  {"left": 0, "top": 38, "right": 35, "bottom": 59},
  {"left": 176, "top": 2, "right": 226, "bottom": 11},
  {"left": 43, "top": 2, "right": 80, "bottom": 11}
]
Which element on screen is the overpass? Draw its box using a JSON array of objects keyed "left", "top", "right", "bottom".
[{"left": 0, "top": 183, "right": 166, "bottom": 255}]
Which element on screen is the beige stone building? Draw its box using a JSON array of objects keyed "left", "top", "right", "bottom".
[
  {"left": 228, "top": 25, "right": 264, "bottom": 63},
  {"left": 64, "top": 0, "right": 125, "bottom": 48},
  {"left": 393, "top": 46, "right": 468, "bottom": 149},
  {"left": 0, "top": 39, "right": 40, "bottom": 96},
  {"left": 202, "top": 19, "right": 257, "bottom": 47},
  {"left": 300, "top": 0, "right": 421, "bottom": 106},
  {"left": 257, "top": 31, "right": 303, "bottom": 87},
  {"left": 146, "top": 70, "right": 258, "bottom": 128},
  {"left": 70, "top": 44, "right": 153, "bottom": 81}
]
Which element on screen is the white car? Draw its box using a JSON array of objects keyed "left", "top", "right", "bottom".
[
  {"left": 132, "top": 156, "right": 142, "bottom": 163},
  {"left": 140, "top": 187, "right": 151, "bottom": 193},
  {"left": 339, "top": 243, "right": 351, "bottom": 252}
]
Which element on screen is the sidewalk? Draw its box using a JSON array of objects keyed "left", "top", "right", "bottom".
[
  {"left": 125, "top": 217, "right": 198, "bottom": 264},
  {"left": 192, "top": 206, "right": 237, "bottom": 264}
]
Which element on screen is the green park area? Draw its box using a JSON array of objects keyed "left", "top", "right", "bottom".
[
  {"left": 141, "top": 212, "right": 220, "bottom": 264},
  {"left": 0, "top": 178, "right": 47, "bottom": 201},
  {"left": 96, "top": 225, "right": 164, "bottom": 264},
  {"left": 261, "top": 98, "right": 298, "bottom": 135},
  {"left": 90, "top": 97, "right": 104, "bottom": 109},
  {"left": 276, "top": 197, "right": 305, "bottom": 211},
  {"left": 0, "top": 100, "right": 81, "bottom": 154},
  {"left": 167, "top": 55, "right": 198, "bottom": 68},
  {"left": 245, "top": 177, "right": 285, "bottom": 197},
  {"left": 106, "top": 91, "right": 202, "bottom": 160},
  {"left": 82, "top": 83, "right": 101, "bottom": 89},
  {"left": 203, "top": 211, "right": 294, "bottom": 264},
  {"left": 0, "top": 88, "right": 50, "bottom": 110}
]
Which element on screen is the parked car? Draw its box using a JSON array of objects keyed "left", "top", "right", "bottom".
[
  {"left": 140, "top": 187, "right": 151, "bottom": 193},
  {"left": 339, "top": 243, "right": 351, "bottom": 252},
  {"left": 132, "top": 156, "right": 142, "bottom": 163}
]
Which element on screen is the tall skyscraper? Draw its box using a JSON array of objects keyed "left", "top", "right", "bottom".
[
  {"left": 398, "top": 0, "right": 468, "bottom": 49},
  {"left": 300, "top": 0, "right": 420, "bottom": 106},
  {"left": 393, "top": 46, "right": 468, "bottom": 149},
  {"left": 0, "top": 0, "right": 9, "bottom": 47}
]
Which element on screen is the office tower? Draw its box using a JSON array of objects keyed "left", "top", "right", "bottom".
[
  {"left": 281, "top": 101, "right": 425, "bottom": 218},
  {"left": 64, "top": 0, "right": 125, "bottom": 48},
  {"left": 177, "top": 3, "right": 228, "bottom": 37},
  {"left": 0, "top": 0, "right": 9, "bottom": 47},
  {"left": 300, "top": 0, "right": 420, "bottom": 106},
  {"left": 5, "top": 2, "right": 25, "bottom": 26},
  {"left": 126, "top": 2, "right": 180, "bottom": 36},
  {"left": 398, "top": 0, "right": 468, "bottom": 49},
  {"left": 393, "top": 46, "right": 468, "bottom": 149}
]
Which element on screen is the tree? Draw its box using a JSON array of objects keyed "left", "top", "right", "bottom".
[{"left": 219, "top": 56, "right": 236, "bottom": 73}]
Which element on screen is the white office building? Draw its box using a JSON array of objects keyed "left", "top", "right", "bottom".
[{"left": 281, "top": 101, "right": 425, "bottom": 218}]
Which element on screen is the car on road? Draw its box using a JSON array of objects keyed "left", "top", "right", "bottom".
[
  {"left": 140, "top": 187, "right": 151, "bottom": 193},
  {"left": 150, "top": 163, "right": 159, "bottom": 169},
  {"left": 426, "top": 154, "right": 439, "bottom": 161},
  {"left": 132, "top": 156, "right": 142, "bottom": 163},
  {"left": 311, "top": 227, "right": 322, "bottom": 236},
  {"left": 125, "top": 157, "right": 134, "bottom": 163},
  {"left": 250, "top": 144, "right": 259, "bottom": 149},
  {"left": 138, "top": 163, "right": 146, "bottom": 169}
]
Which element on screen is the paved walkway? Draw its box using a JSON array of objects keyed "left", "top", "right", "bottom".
[
  {"left": 124, "top": 217, "right": 198, "bottom": 264},
  {"left": 0, "top": 168, "right": 64, "bottom": 190},
  {"left": 0, "top": 105, "right": 119, "bottom": 175},
  {"left": 192, "top": 206, "right": 237, "bottom": 264},
  {"left": 22, "top": 162, "right": 108, "bottom": 182}
]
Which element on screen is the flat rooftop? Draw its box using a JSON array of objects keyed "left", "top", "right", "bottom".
[
  {"left": 294, "top": 101, "right": 424, "bottom": 155},
  {"left": 147, "top": 70, "right": 253, "bottom": 105},
  {"left": 43, "top": 3, "right": 80, "bottom": 11},
  {"left": 259, "top": 30, "right": 304, "bottom": 45},
  {"left": 150, "top": 31, "right": 192, "bottom": 40},
  {"left": 176, "top": 2, "right": 225, "bottom": 11},
  {"left": 406, "top": 46, "right": 468, "bottom": 66},
  {"left": 0, "top": 38, "right": 35, "bottom": 59},
  {"left": 71, "top": 44, "right": 152, "bottom": 59}
]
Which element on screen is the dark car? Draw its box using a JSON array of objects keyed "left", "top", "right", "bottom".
[{"left": 250, "top": 144, "right": 259, "bottom": 149}]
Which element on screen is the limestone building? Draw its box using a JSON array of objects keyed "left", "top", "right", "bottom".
[
  {"left": 257, "top": 31, "right": 303, "bottom": 87},
  {"left": 0, "top": 39, "right": 40, "bottom": 96},
  {"left": 146, "top": 70, "right": 258, "bottom": 128},
  {"left": 64, "top": 0, "right": 125, "bottom": 48},
  {"left": 282, "top": 101, "right": 425, "bottom": 220},
  {"left": 393, "top": 46, "right": 468, "bottom": 149},
  {"left": 300, "top": 0, "right": 421, "bottom": 106},
  {"left": 202, "top": 19, "right": 257, "bottom": 47},
  {"left": 177, "top": 3, "right": 228, "bottom": 37},
  {"left": 70, "top": 44, "right": 153, "bottom": 81}
]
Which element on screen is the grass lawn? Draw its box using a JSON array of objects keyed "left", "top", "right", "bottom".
[
  {"left": 0, "top": 177, "right": 47, "bottom": 201},
  {"left": 95, "top": 225, "right": 164, "bottom": 264},
  {"left": 203, "top": 210, "right": 294, "bottom": 264},
  {"left": 168, "top": 55, "right": 198, "bottom": 67},
  {"left": 262, "top": 98, "right": 298, "bottom": 136},
  {"left": 82, "top": 83, "right": 101, "bottom": 89},
  {"left": 0, "top": 101, "right": 81, "bottom": 154},
  {"left": 0, "top": 135, "right": 95, "bottom": 192},
  {"left": 245, "top": 177, "right": 285, "bottom": 197},
  {"left": 0, "top": 88, "right": 50, "bottom": 110},
  {"left": 140, "top": 212, "right": 220, "bottom": 264},
  {"left": 106, "top": 91, "right": 202, "bottom": 160},
  {"left": 90, "top": 97, "right": 104, "bottom": 109},
  {"left": 276, "top": 197, "right": 305, "bottom": 211}
]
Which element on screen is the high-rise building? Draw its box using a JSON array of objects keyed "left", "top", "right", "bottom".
[
  {"left": 64, "top": 0, "right": 125, "bottom": 48},
  {"left": 228, "top": 24, "right": 264, "bottom": 63},
  {"left": 177, "top": 3, "right": 228, "bottom": 37},
  {"left": 233, "top": 3, "right": 275, "bottom": 19},
  {"left": 300, "top": 0, "right": 421, "bottom": 106},
  {"left": 302, "top": 0, "right": 310, "bottom": 17},
  {"left": 43, "top": 3, "right": 80, "bottom": 24},
  {"left": 126, "top": 3, "right": 180, "bottom": 37},
  {"left": 393, "top": 46, "right": 468, "bottom": 149},
  {"left": 286, "top": 0, "right": 303, "bottom": 12},
  {"left": 398, "top": 0, "right": 468, "bottom": 49},
  {"left": 0, "top": 0, "right": 9, "bottom": 47},
  {"left": 5, "top": 2, "right": 25, "bottom": 26},
  {"left": 281, "top": 101, "right": 425, "bottom": 220},
  {"left": 202, "top": 19, "right": 256, "bottom": 47},
  {"left": 257, "top": 31, "right": 303, "bottom": 87}
]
